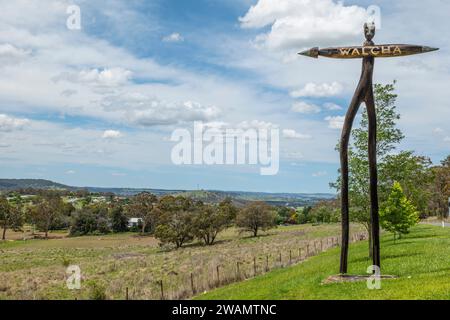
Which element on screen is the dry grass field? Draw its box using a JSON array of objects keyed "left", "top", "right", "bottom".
[{"left": 0, "top": 224, "right": 365, "bottom": 300}]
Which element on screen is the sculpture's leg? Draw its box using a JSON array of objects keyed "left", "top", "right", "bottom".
[
  {"left": 364, "top": 76, "right": 381, "bottom": 270},
  {"left": 340, "top": 63, "right": 372, "bottom": 274},
  {"left": 339, "top": 100, "right": 360, "bottom": 274}
]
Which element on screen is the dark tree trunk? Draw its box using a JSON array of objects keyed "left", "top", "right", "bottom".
[
  {"left": 368, "top": 225, "right": 373, "bottom": 258},
  {"left": 2, "top": 227, "right": 6, "bottom": 240},
  {"left": 340, "top": 52, "right": 381, "bottom": 273},
  {"left": 364, "top": 62, "right": 381, "bottom": 270},
  {"left": 210, "top": 233, "right": 217, "bottom": 245},
  {"left": 340, "top": 58, "right": 372, "bottom": 274}
]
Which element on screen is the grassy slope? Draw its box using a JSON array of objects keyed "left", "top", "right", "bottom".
[
  {"left": 0, "top": 224, "right": 360, "bottom": 300},
  {"left": 196, "top": 225, "right": 450, "bottom": 300}
]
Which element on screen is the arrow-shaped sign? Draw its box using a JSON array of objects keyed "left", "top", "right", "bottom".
[{"left": 299, "top": 44, "right": 438, "bottom": 59}]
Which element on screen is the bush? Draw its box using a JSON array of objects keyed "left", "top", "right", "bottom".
[
  {"left": 193, "top": 200, "right": 237, "bottom": 245},
  {"left": 87, "top": 281, "right": 107, "bottom": 300},
  {"left": 309, "top": 201, "right": 340, "bottom": 224},
  {"left": 276, "top": 207, "right": 298, "bottom": 225},
  {"left": 69, "top": 204, "right": 111, "bottom": 236},
  {"left": 236, "top": 202, "right": 277, "bottom": 237},
  {"left": 109, "top": 205, "right": 129, "bottom": 233},
  {"left": 154, "top": 209, "right": 194, "bottom": 249},
  {"left": 297, "top": 206, "right": 313, "bottom": 224},
  {"left": 381, "top": 181, "right": 419, "bottom": 240}
]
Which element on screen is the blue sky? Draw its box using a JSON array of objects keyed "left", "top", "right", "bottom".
[{"left": 0, "top": 0, "right": 449, "bottom": 193}]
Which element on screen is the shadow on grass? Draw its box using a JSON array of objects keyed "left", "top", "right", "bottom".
[
  {"left": 350, "top": 252, "right": 421, "bottom": 264},
  {"left": 382, "top": 252, "right": 422, "bottom": 260},
  {"left": 402, "top": 234, "right": 439, "bottom": 241},
  {"left": 424, "top": 266, "right": 450, "bottom": 275},
  {"left": 239, "top": 233, "right": 275, "bottom": 241}
]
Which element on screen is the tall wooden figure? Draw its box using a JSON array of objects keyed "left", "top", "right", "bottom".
[{"left": 299, "top": 22, "right": 438, "bottom": 274}]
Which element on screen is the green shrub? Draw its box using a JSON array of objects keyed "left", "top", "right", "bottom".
[{"left": 88, "top": 281, "right": 107, "bottom": 300}]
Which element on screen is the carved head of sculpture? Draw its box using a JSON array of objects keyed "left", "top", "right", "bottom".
[{"left": 364, "top": 22, "right": 376, "bottom": 41}]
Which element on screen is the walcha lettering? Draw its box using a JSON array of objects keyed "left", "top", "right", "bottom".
[{"left": 300, "top": 44, "right": 437, "bottom": 59}]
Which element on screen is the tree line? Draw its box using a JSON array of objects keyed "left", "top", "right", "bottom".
[{"left": 0, "top": 191, "right": 280, "bottom": 248}]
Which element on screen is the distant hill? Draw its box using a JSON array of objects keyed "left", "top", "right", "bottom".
[
  {"left": 0, "top": 179, "right": 71, "bottom": 191},
  {"left": 0, "top": 179, "right": 335, "bottom": 207}
]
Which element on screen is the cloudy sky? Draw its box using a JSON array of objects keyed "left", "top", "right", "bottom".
[{"left": 0, "top": 0, "right": 448, "bottom": 193}]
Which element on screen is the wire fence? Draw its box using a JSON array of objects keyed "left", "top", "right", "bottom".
[{"left": 120, "top": 231, "right": 368, "bottom": 300}]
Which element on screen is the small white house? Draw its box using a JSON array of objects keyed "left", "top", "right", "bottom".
[{"left": 128, "top": 218, "right": 142, "bottom": 228}]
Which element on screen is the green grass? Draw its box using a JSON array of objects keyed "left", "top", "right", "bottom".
[{"left": 196, "top": 225, "right": 450, "bottom": 300}]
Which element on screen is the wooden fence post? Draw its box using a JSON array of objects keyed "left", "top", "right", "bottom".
[
  {"left": 159, "top": 280, "right": 164, "bottom": 300},
  {"left": 216, "top": 265, "right": 220, "bottom": 285},
  {"left": 190, "top": 273, "right": 195, "bottom": 294},
  {"left": 253, "top": 257, "right": 257, "bottom": 276},
  {"left": 289, "top": 250, "right": 292, "bottom": 264},
  {"left": 236, "top": 261, "right": 241, "bottom": 279},
  {"left": 125, "top": 287, "right": 129, "bottom": 300},
  {"left": 266, "top": 255, "right": 269, "bottom": 272}
]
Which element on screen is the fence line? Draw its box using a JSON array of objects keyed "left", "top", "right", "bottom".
[{"left": 118, "top": 231, "right": 367, "bottom": 300}]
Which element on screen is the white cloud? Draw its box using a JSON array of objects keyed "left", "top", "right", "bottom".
[
  {"left": 290, "top": 82, "right": 343, "bottom": 98},
  {"left": 0, "top": 118, "right": 175, "bottom": 169},
  {"left": 0, "top": 1, "right": 241, "bottom": 131},
  {"left": 433, "top": 127, "right": 444, "bottom": 134},
  {"left": 0, "top": 0, "right": 345, "bottom": 173},
  {"left": 444, "top": 137, "right": 450, "bottom": 142},
  {"left": 291, "top": 102, "right": 321, "bottom": 114},
  {"left": 163, "top": 33, "right": 184, "bottom": 43},
  {"left": 312, "top": 171, "right": 327, "bottom": 177},
  {"left": 0, "top": 43, "right": 30, "bottom": 64},
  {"left": 282, "top": 129, "right": 311, "bottom": 140},
  {"left": 102, "top": 130, "right": 123, "bottom": 139},
  {"left": 66, "top": 170, "right": 76, "bottom": 175},
  {"left": 56, "top": 68, "right": 133, "bottom": 87},
  {"left": 0, "top": 114, "right": 29, "bottom": 132},
  {"left": 324, "top": 102, "right": 343, "bottom": 111},
  {"left": 325, "top": 116, "right": 345, "bottom": 130},
  {"left": 240, "top": 0, "right": 369, "bottom": 50},
  {"left": 238, "top": 120, "right": 278, "bottom": 130},
  {"left": 101, "top": 93, "right": 221, "bottom": 127}
]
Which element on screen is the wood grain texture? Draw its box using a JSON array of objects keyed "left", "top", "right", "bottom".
[{"left": 299, "top": 45, "right": 438, "bottom": 59}]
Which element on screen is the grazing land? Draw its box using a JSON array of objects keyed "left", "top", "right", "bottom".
[
  {"left": 0, "top": 224, "right": 364, "bottom": 300},
  {"left": 196, "top": 225, "right": 450, "bottom": 300}
]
